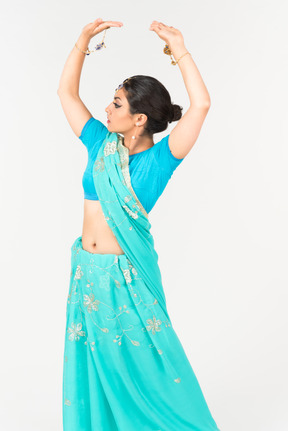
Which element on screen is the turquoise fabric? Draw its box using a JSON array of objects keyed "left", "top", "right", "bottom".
[
  {"left": 80, "top": 116, "right": 184, "bottom": 212},
  {"left": 62, "top": 131, "right": 221, "bottom": 430}
]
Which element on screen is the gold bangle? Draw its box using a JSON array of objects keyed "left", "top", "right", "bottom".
[
  {"left": 175, "top": 51, "right": 190, "bottom": 64},
  {"left": 75, "top": 43, "right": 91, "bottom": 55},
  {"left": 163, "top": 44, "right": 191, "bottom": 65},
  {"left": 75, "top": 30, "right": 107, "bottom": 56}
]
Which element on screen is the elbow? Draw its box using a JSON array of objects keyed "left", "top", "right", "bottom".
[
  {"left": 202, "top": 97, "right": 211, "bottom": 109},
  {"left": 192, "top": 97, "right": 211, "bottom": 109},
  {"left": 57, "top": 87, "right": 67, "bottom": 96}
]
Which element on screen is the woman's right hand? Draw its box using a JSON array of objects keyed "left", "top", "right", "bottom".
[{"left": 82, "top": 18, "right": 123, "bottom": 39}]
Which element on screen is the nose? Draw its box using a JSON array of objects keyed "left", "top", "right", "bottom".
[{"left": 105, "top": 103, "right": 112, "bottom": 113}]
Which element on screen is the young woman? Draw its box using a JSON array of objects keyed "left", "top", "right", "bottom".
[{"left": 58, "top": 18, "right": 220, "bottom": 431}]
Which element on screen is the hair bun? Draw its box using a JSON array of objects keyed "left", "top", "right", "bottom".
[{"left": 169, "top": 103, "right": 183, "bottom": 123}]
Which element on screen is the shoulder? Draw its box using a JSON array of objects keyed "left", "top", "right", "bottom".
[
  {"left": 152, "top": 134, "right": 184, "bottom": 176},
  {"left": 79, "top": 117, "right": 109, "bottom": 151}
]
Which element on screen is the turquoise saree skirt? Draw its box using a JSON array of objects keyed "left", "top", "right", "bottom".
[{"left": 62, "top": 235, "right": 221, "bottom": 431}]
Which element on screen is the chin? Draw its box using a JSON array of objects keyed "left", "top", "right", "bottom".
[{"left": 107, "top": 123, "right": 113, "bottom": 132}]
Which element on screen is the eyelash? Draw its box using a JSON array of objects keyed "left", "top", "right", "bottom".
[{"left": 113, "top": 102, "right": 121, "bottom": 108}]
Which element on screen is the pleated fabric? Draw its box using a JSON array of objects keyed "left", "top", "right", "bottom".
[{"left": 62, "top": 236, "right": 221, "bottom": 431}]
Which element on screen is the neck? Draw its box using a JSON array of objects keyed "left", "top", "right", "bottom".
[{"left": 121, "top": 131, "right": 154, "bottom": 155}]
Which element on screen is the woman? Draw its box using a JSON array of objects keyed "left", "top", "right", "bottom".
[{"left": 58, "top": 18, "right": 220, "bottom": 431}]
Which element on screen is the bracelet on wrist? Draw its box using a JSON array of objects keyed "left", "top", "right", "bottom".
[
  {"left": 75, "top": 29, "right": 107, "bottom": 55},
  {"left": 163, "top": 44, "right": 191, "bottom": 65}
]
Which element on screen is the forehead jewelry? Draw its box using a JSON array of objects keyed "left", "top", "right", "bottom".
[
  {"left": 115, "top": 77, "right": 133, "bottom": 93},
  {"left": 75, "top": 29, "right": 107, "bottom": 55}
]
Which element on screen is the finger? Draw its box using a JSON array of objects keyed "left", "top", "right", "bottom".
[
  {"left": 97, "top": 22, "right": 123, "bottom": 29},
  {"left": 149, "top": 23, "right": 161, "bottom": 29},
  {"left": 149, "top": 25, "right": 160, "bottom": 32},
  {"left": 100, "top": 21, "right": 123, "bottom": 25},
  {"left": 149, "top": 25, "right": 162, "bottom": 33},
  {"left": 93, "top": 18, "right": 123, "bottom": 25},
  {"left": 151, "top": 21, "right": 166, "bottom": 27}
]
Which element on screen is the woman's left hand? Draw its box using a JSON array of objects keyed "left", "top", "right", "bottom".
[{"left": 149, "top": 21, "right": 185, "bottom": 47}]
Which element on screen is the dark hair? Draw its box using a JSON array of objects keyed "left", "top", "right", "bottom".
[{"left": 122, "top": 75, "right": 183, "bottom": 138}]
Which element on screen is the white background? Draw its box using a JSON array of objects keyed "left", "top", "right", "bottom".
[{"left": 0, "top": 0, "right": 287, "bottom": 430}]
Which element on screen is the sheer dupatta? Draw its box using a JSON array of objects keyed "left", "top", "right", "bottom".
[{"left": 93, "top": 131, "right": 169, "bottom": 321}]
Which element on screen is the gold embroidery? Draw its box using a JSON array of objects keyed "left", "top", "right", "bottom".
[
  {"left": 117, "top": 134, "right": 149, "bottom": 219},
  {"left": 84, "top": 339, "right": 96, "bottom": 351},
  {"left": 122, "top": 204, "right": 139, "bottom": 219},
  {"left": 74, "top": 265, "right": 84, "bottom": 280},
  {"left": 122, "top": 268, "right": 132, "bottom": 284},
  {"left": 66, "top": 241, "right": 179, "bottom": 382},
  {"left": 67, "top": 322, "right": 86, "bottom": 341},
  {"left": 104, "top": 140, "right": 117, "bottom": 156},
  {"left": 83, "top": 293, "right": 100, "bottom": 312},
  {"left": 145, "top": 316, "right": 162, "bottom": 335},
  {"left": 93, "top": 157, "right": 105, "bottom": 173},
  {"left": 113, "top": 326, "right": 140, "bottom": 347}
]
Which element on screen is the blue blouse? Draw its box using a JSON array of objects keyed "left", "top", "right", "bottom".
[{"left": 79, "top": 117, "right": 184, "bottom": 213}]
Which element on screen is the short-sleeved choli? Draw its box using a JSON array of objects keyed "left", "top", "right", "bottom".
[{"left": 79, "top": 117, "right": 184, "bottom": 213}]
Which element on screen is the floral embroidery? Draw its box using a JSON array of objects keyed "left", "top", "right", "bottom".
[
  {"left": 67, "top": 322, "right": 86, "bottom": 341},
  {"left": 127, "top": 259, "right": 138, "bottom": 276},
  {"left": 122, "top": 268, "right": 132, "bottom": 284},
  {"left": 123, "top": 204, "right": 139, "bottom": 219},
  {"left": 67, "top": 238, "right": 178, "bottom": 383},
  {"left": 94, "top": 157, "right": 104, "bottom": 172},
  {"left": 145, "top": 316, "right": 162, "bottom": 335},
  {"left": 117, "top": 137, "right": 149, "bottom": 219},
  {"left": 83, "top": 293, "right": 100, "bottom": 313},
  {"left": 104, "top": 140, "right": 117, "bottom": 157},
  {"left": 74, "top": 265, "right": 83, "bottom": 280}
]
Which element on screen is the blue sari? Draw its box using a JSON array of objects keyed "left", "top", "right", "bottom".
[{"left": 62, "top": 131, "right": 221, "bottom": 430}]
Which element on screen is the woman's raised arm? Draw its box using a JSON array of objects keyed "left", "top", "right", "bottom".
[
  {"left": 57, "top": 18, "right": 123, "bottom": 137},
  {"left": 150, "top": 21, "right": 211, "bottom": 159}
]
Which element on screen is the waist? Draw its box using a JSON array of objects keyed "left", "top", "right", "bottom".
[{"left": 82, "top": 199, "right": 125, "bottom": 255}]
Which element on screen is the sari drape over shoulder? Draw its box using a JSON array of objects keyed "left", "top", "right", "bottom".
[{"left": 93, "top": 132, "right": 168, "bottom": 318}]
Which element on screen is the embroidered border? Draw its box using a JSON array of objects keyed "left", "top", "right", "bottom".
[{"left": 117, "top": 134, "right": 149, "bottom": 220}]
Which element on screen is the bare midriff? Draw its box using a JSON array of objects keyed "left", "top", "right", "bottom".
[{"left": 81, "top": 199, "right": 125, "bottom": 255}]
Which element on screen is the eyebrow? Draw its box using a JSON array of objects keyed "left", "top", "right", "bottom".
[{"left": 114, "top": 97, "right": 122, "bottom": 101}]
